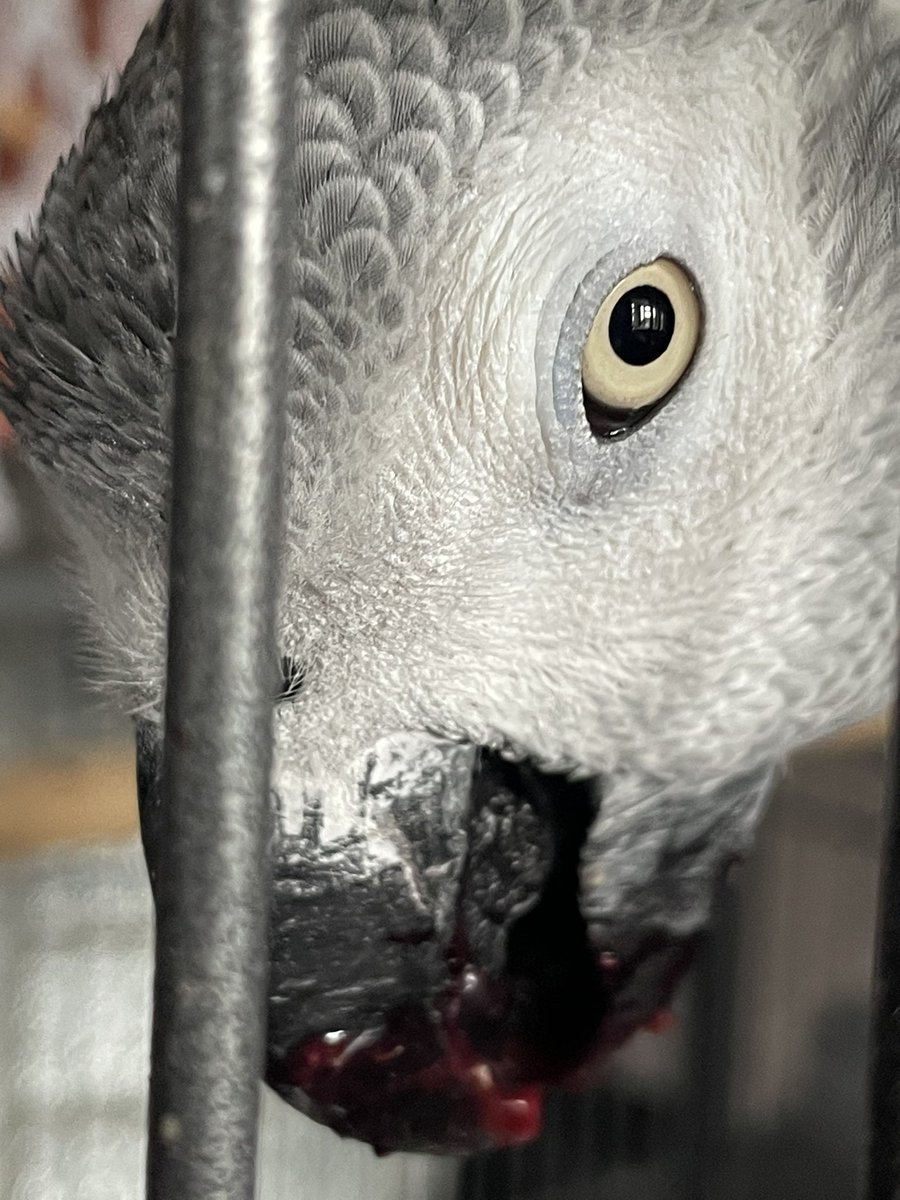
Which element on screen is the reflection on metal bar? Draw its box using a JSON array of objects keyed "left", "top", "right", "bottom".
[
  {"left": 146, "top": 0, "right": 294, "bottom": 1196},
  {"left": 867, "top": 699, "right": 900, "bottom": 1200}
]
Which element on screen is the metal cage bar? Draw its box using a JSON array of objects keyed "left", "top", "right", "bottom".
[
  {"left": 145, "top": 1, "right": 295, "bottom": 1197},
  {"left": 867, "top": 699, "right": 900, "bottom": 1200}
]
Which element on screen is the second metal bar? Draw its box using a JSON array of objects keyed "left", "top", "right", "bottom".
[
  {"left": 866, "top": 699, "right": 900, "bottom": 1200},
  {"left": 146, "top": 0, "right": 295, "bottom": 1196}
]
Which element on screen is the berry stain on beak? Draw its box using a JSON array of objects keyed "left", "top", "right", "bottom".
[{"left": 267, "top": 752, "right": 693, "bottom": 1154}]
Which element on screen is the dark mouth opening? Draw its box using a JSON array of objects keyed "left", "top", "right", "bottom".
[
  {"left": 454, "top": 753, "right": 604, "bottom": 1083},
  {"left": 268, "top": 750, "right": 693, "bottom": 1155}
]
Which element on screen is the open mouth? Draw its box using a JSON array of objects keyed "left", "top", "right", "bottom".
[
  {"left": 138, "top": 722, "right": 693, "bottom": 1155},
  {"left": 266, "top": 751, "right": 693, "bottom": 1155}
]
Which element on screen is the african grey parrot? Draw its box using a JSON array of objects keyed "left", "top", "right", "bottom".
[{"left": 1, "top": 0, "right": 898, "bottom": 1157}]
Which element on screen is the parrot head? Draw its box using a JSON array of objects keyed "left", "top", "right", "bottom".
[{"left": 2, "top": 0, "right": 899, "bottom": 1155}]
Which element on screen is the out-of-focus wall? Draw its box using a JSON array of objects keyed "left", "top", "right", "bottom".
[{"left": 0, "top": 0, "right": 157, "bottom": 248}]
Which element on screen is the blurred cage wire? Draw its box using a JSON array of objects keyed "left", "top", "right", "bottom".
[{"left": 0, "top": 1, "right": 898, "bottom": 1200}]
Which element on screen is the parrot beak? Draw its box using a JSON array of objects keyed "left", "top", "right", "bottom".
[{"left": 137, "top": 724, "right": 693, "bottom": 1154}]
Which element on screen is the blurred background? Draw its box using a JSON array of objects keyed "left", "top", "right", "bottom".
[{"left": 0, "top": 2, "right": 891, "bottom": 1198}]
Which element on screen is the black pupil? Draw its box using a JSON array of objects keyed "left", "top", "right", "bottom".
[{"left": 608, "top": 286, "right": 675, "bottom": 367}]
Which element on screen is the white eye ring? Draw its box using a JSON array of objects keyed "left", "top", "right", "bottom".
[{"left": 581, "top": 258, "right": 702, "bottom": 418}]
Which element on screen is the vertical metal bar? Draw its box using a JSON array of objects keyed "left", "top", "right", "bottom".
[
  {"left": 866, "top": 702, "right": 900, "bottom": 1200},
  {"left": 681, "top": 876, "right": 741, "bottom": 1200},
  {"left": 146, "top": 0, "right": 294, "bottom": 1196}
]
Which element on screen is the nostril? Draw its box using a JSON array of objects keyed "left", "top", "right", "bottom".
[{"left": 278, "top": 655, "right": 305, "bottom": 702}]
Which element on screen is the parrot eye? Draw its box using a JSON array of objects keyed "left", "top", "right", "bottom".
[{"left": 581, "top": 258, "right": 702, "bottom": 440}]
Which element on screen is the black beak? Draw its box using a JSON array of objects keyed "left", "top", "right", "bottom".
[{"left": 137, "top": 719, "right": 693, "bottom": 1153}]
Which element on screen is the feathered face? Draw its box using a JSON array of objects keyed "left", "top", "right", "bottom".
[{"left": 2, "top": 0, "right": 899, "bottom": 1156}]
